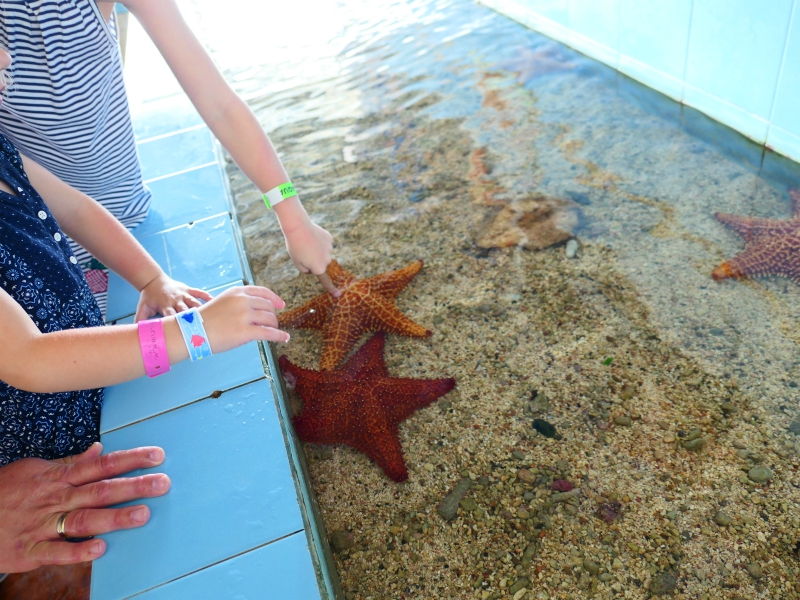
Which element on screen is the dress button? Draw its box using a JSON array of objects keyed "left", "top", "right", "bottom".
[
  {"left": 54, "top": 232, "right": 62, "bottom": 242},
  {"left": 69, "top": 256, "right": 78, "bottom": 264},
  {"left": 37, "top": 211, "right": 47, "bottom": 220},
  {"left": 17, "top": 187, "right": 22, "bottom": 192}
]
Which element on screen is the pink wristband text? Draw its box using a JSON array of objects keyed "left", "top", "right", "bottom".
[{"left": 137, "top": 319, "right": 171, "bottom": 378}]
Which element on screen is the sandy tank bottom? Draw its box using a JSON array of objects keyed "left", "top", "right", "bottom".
[{"left": 222, "top": 40, "right": 800, "bottom": 600}]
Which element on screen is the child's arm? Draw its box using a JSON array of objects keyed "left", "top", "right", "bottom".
[
  {"left": 21, "top": 155, "right": 210, "bottom": 322},
  {"left": 0, "top": 283, "right": 287, "bottom": 393},
  {"left": 112, "top": 0, "right": 339, "bottom": 297}
]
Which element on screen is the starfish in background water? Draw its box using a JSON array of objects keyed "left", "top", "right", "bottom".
[
  {"left": 278, "top": 260, "right": 431, "bottom": 370},
  {"left": 497, "top": 43, "right": 577, "bottom": 84},
  {"left": 280, "top": 333, "right": 456, "bottom": 482},
  {"left": 713, "top": 188, "right": 800, "bottom": 284}
]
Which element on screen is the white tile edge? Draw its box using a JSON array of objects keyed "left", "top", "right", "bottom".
[
  {"left": 617, "top": 54, "right": 684, "bottom": 102},
  {"left": 683, "top": 82, "right": 770, "bottom": 143},
  {"left": 478, "top": 0, "right": 572, "bottom": 46},
  {"left": 566, "top": 29, "right": 619, "bottom": 68},
  {"left": 767, "top": 124, "right": 800, "bottom": 163},
  {"left": 479, "top": 0, "right": 800, "bottom": 166}
]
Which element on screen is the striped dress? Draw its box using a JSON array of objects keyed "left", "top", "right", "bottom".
[{"left": 0, "top": 0, "right": 151, "bottom": 315}]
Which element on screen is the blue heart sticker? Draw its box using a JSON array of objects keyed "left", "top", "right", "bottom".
[{"left": 182, "top": 312, "right": 195, "bottom": 324}]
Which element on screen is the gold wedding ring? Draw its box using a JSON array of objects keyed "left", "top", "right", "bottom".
[{"left": 56, "top": 512, "right": 69, "bottom": 539}]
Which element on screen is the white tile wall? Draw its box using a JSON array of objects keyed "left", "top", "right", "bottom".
[{"left": 480, "top": 0, "right": 800, "bottom": 163}]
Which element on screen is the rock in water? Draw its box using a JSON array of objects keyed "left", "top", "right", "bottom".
[
  {"left": 747, "top": 466, "right": 773, "bottom": 484},
  {"left": 565, "top": 238, "right": 579, "bottom": 258},
  {"left": 552, "top": 479, "right": 573, "bottom": 492},
  {"left": 329, "top": 529, "right": 354, "bottom": 553},
  {"left": 477, "top": 193, "right": 579, "bottom": 250},
  {"left": 533, "top": 418, "right": 557, "bottom": 438},
  {"left": 597, "top": 501, "right": 622, "bottom": 522},
  {"left": 682, "top": 437, "right": 708, "bottom": 452},
  {"left": 713, "top": 511, "right": 732, "bottom": 526},
  {"left": 583, "top": 559, "right": 600, "bottom": 575},
  {"left": 651, "top": 572, "right": 677, "bottom": 595},
  {"left": 437, "top": 478, "right": 473, "bottom": 521}
]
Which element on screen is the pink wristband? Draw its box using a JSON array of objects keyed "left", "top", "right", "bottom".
[{"left": 137, "top": 319, "right": 171, "bottom": 378}]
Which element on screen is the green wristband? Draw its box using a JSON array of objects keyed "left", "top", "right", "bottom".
[{"left": 263, "top": 182, "right": 297, "bottom": 209}]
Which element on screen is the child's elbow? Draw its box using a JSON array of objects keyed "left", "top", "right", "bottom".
[{"left": 0, "top": 369, "right": 51, "bottom": 394}]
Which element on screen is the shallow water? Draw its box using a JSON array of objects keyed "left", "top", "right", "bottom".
[{"left": 183, "top": 0, "right": 800, "bottom": 598}]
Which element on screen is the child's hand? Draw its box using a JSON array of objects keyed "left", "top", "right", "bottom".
[
  {"left": 198, "top": 285, "right": 290, "bottom": 352},
  {"left": 135, "top": 273, "right": 213, "bottom": 322},
  {"left": 283, "top": 221, "right": 341, "bottom": 297}
]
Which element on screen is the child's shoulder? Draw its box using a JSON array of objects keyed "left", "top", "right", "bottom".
[{"left": 0, "top": 132, "right": 24, "bottom": 175}]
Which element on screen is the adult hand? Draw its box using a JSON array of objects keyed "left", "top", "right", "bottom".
[
  {"left": 198, "top": 285, "right": 290, "bottom": 351},
  {"left": 0, "top": 443, "right": 170, "bottom": 573},
  {"left": 135, "top": 273, "right": 213, "bottom": 322}
]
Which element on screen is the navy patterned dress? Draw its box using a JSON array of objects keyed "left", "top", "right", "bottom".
[{"left": 0, "top": 132, "right": 104, "bottom": 466}]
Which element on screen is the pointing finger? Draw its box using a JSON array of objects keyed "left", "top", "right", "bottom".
[{"left": 316, "top": 272, "right": 341, "bottom": 298}]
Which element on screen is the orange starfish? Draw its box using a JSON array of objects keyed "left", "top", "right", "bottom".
[
  {"left": 712, "top": 188, "right": 800, "bottom": 284},
  {"left": 278, "top": 260, "right": 432, "bottom": 370},
  {"left": 279, "top": 333, "right": 455, "bottom": 482}
]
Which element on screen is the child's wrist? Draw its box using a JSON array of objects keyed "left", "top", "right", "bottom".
[
  {"left": 175, "top": 308, "right": 213, "bottom": 361},
  {"left": 273, "top": 196, "right": 311, "bottom": 235},
  {"left": 137, "top": 319, "right": 170, "bottom": 378},
  {"left": 136, "top": 269, "right": 168, "bottom": 294}
]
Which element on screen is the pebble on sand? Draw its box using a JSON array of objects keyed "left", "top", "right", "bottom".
[
  {"left": 746, "top": 563, "right": 764, "bottom": 579},
  {"left": 551, "top": 488, "right": 581, "bottom": 503},
  {"left": 614, "top": 415, "right": 632, "bottom": 426},
  {"left": 650, "top": 572, "right": 678, "bottom": 596},
  {"left": 681, "top": 436, "right": 708, "bottom": 452},
  {"left": 509, "top": 577, "right": 529, "bottom": 595},
  {"left": 713, "top": 510, "right": 732, "bottom": 526},
  {"left": 747, "top": 466, "right": 773, "bottom": 484},
  {"left": 437, "top": 478, "right": 473, "bottom": 521},
  {"left": 532, "top": 418, "right": 557, "bottom": 438},
  {"left": 597, "top": 501, "right": 622, "bottom": 522},
  {"left": 565, "top": 238, "right": 579, "bottom": 258},
  {"left": 583, "top": 558, "right": 600, "bottom": 576},
  {"left": 551, "top": 479, "right": 574, "bottom": 492},
  {"left": 329, "top": 529, "right": 355, "bottom": 553}
]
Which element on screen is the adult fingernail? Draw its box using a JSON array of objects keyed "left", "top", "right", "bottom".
[
  {"left": 153, "top": 476, "right": 170, "bottom": 492},
  {"left": 131, "top": 507, "right": 147, "bottom": 523},
  {"left": 149, "top": 449, "right": 164, "bottom": 463},
  {"left": 90, "top": 541, "right": 105, "bottom": 556}
]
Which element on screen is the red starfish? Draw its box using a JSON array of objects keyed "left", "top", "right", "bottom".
[
  {"left": 278, "top": 260, "right": 432, "bottom": 370},
  {"left": 279, "top": 333, "right": 455, "bottom": 482},
  {"left": 712, "top": 188, "right": 800, "bottom": 284}
]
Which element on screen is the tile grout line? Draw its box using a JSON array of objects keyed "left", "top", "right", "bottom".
[
  {"left": 136, "top": 122, "right": 207, "bottom": 145},
  {"left": 121, "top": 529, "right": 306, "bottom": 599},
  {"left": 766, "top": 0, "right": 797, "bottom": 142},
  {"left": 100, "top": 375, "right": 267, "bottom": 435},
  {"left": 142, "top": 161, "right": 219, "bottom": 185},
  {"left": 679, "top": 0, "right": 695, "bottom": 104}
]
